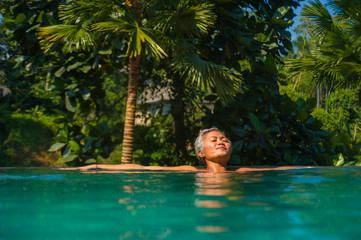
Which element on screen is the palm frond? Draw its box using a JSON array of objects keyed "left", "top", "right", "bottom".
[
  {"left": 139, "top": 27, "right": 167, "bottom": 61},
  {"left": 153, "top": 1, "right": 215, "bottom": 38},
  {"left": 172, "top": 52, "right": 242, "bottom": 101},
  {"left": 286, "top": 50, "right": 353, "bottom": 86},
  {"left": 38, "top": 24, "right": 96, "bottom": 53},
  {"left": 301, "top": 0, "right": 336, "bottom": 37},
  {"left": 289, "top": 0, "right": 361, "bottom": 91},
  {"left": 94, "top": 20, "right": 167, "bottom": 60},
  {"left": 285, "top": 57, "right": 318, "bottom": 78},
  {"left": 93, "top": 21, "right": 135, "bottom": 33},
  {"left": 337, "top": 61, "right": 361, "bottom": 85},
  {"left": 59, "top": 0, "right": 122, "bottom": 24}
]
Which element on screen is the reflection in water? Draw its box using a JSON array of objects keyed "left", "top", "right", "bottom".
[
  {"left": 195, "top": 200, "right": 228, "bottom": 208},
  {"left": 196, "top": 225, "right": 229, "bottom": 233},
  {"left": 195, "top": 173, "right": 234, "bottom": 196},
  {"left": 118, "top": 228, "right": 172, "bottom": 240},
  {"left": 194, "top": 173, "right": 241, "bottom": 234}
]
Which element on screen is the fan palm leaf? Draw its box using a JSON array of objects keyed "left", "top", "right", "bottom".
[
  {"left": 38, "top": 23, "right": 96, "bottom": 53},
  {"left": 172, "top": 52, "right": 242, "bottom": 101},
  {"left": 93, "top": 21, "right": 167, "bottom": 60},
  {"left": 152, "top": 1, "right": 215, "bottom": 38},
  {"left": 58, "top": 0, "right": 120, "bottom": 23}
]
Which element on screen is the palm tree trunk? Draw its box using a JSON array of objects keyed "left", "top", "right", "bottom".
[
  {"left": 121, "top": 55, "right": 142, "bottom": 164},
  {"left": 171, "top": 77, "right": 189, "bottom": 165},
  {"left": 317, "top": 83, "right": 320, "bottom": 108}
]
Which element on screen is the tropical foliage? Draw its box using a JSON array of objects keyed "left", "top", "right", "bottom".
[
  {"left": 283, "top": 0, "right": 361, "bottom": 166},
  {"left": 3, "top": 0, "right": 361, "bottom": 167},
  {"left": 36, "top": 0, "right": 241, "bottom": 165}
]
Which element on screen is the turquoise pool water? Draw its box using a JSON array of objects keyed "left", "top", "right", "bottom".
[{"left": 1, "top": 167, "right": 361, "bottom": 239}]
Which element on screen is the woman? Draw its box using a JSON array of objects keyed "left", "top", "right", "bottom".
[
  {"left": 68, "top": 127, "right": 308, "bottom": 172},
  {"left": 195, "top": 127, "right": 308, "bottom": 172}
]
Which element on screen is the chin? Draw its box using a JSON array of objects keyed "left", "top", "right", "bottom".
[{"left": 216, "top": 155, "right": 230, "bottom": 162}]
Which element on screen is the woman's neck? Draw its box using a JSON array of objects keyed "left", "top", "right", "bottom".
[{"left": 206, "top": 161, "right": 227, "bottom": 173}]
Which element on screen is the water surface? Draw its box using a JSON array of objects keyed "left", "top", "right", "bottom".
[{"left": 1, "top": 167, "right": 361, "bottom": 239}]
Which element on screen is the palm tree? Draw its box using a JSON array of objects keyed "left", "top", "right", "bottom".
[
  {"left": 286, "top": 0, "right": 361, "bottom": 106},
  {"left": 38, "top": 0, "right": 167, "bottom": 164},
  {"left": 38, "top": 0, "right": 241, "bottom": 164}
]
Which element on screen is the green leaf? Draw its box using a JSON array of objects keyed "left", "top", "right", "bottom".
[
  {"left": 15, "top": 13, "right": 26, "bottom": 24},
  {"left": 65, "top": 95, "right": 77, "bottom": 112},
  {"left": 231, "top": 127, "right": 248, "bottom": 137},
  {"left": 65, "top": 84, "right": 78, "bottom": 91},
  {"left": 232, "top": 140, "right": 244, "bottom": 152},
  {"left": 62, "top": 153, "right": 78, "bottom": 163},
  {"left": 37, "top": 11, "right": 44, "bottom": 23},
  {"left": 284, "top": 152, "right": 292, "bottom": 164},
  {"left": 333, "top": 153, "right": 344, "bottom": 166},
  {"left": 296, "top": 109, "right": 308, "bottom": 122},
  {"left": 255, "top": 33, "right": 269, "bottom": 43},
  {"left": 3, "top": 17, "right": 15, "bottom": 23},
  {"left": 55, "top": 66, "right": 66, "bottom": 77},
  {"left": 54, "top": 129, "right": 68, "bottom": 143},
  {"left": 26, "top": 23, "right": 41, "bottom": 33},
  {"left": 79, "top": 65, "right": 91, "bottom": 73},
  {"left": 82, "top": 138, "right": 93, "bottom": 153},
  {"left": 249, "top": 113, "right": 260, "bottom": 132},
  {"left": 98, "top": 49, "right": 112, "bottom": 55},
  {"left": 354, "top": 157, "right": 361, "bottom": 166},
  {"left": 68, "top": 140, "right": 81, "bottom": 154},
  {"left": 48, "top": 142, "right": 67, "bottom": 152},
  {"left": 264, "top": 42, "right": 278, "bottom": 49},
  {"left": 80, "top": 86, "right": 91, "bottom": 100},
  {"left": 85, "top": 158, "right": 97, "bottom": 164},
  {"left": 273, "top": 6, "right": 290, "bottom": 19},
  {"left": 272, "top": 18, "right": 293, "bottom": 28},
  {"left": 67, "top": 61, "right": 83, "bottom": 71}
]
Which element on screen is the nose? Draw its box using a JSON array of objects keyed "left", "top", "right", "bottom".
[{"left": 217, "top": 139, "right": 225, "bottom": 145}]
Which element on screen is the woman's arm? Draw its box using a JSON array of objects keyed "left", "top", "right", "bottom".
[
  {"left": 61, "top": 164, "right": 199, "bottom": 172},
  {"left": 235, "top": 166, "right": 312, "bottom": 173}
]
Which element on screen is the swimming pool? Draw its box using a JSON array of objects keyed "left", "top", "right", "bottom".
[{"left": 1, "top": 167, "right": 361, "bottom": 239}]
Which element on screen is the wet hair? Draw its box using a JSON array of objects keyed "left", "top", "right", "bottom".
[{"left": 194, "top": 127, "right": 232, "bottom": 166}]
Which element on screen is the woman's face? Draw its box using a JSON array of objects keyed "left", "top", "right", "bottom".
[{"left": 198, "top": 131, "right": 231, "bottom": 162}]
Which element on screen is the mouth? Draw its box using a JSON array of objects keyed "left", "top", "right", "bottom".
[{"left": 216, "top": 147, "right": 227, "bottom": 151}]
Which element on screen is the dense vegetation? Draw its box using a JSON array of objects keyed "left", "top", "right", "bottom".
[{"left": 1, "top": 0, "right": 361, "bottom": 167}]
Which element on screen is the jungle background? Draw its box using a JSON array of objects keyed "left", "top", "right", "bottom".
[{"left": 1, "top": 0, "right": 361, "bottom": 167}]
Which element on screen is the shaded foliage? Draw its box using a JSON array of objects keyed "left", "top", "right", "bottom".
[
  {"left": 197, "top": 0, "right": 333, "bottom": 166},
  {"left": 0, "top": 0, "right": 126, "bottom": 166}
]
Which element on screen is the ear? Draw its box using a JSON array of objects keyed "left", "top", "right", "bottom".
[{"left": 198, "top": 152, "right": 204, "bottom": 158}]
